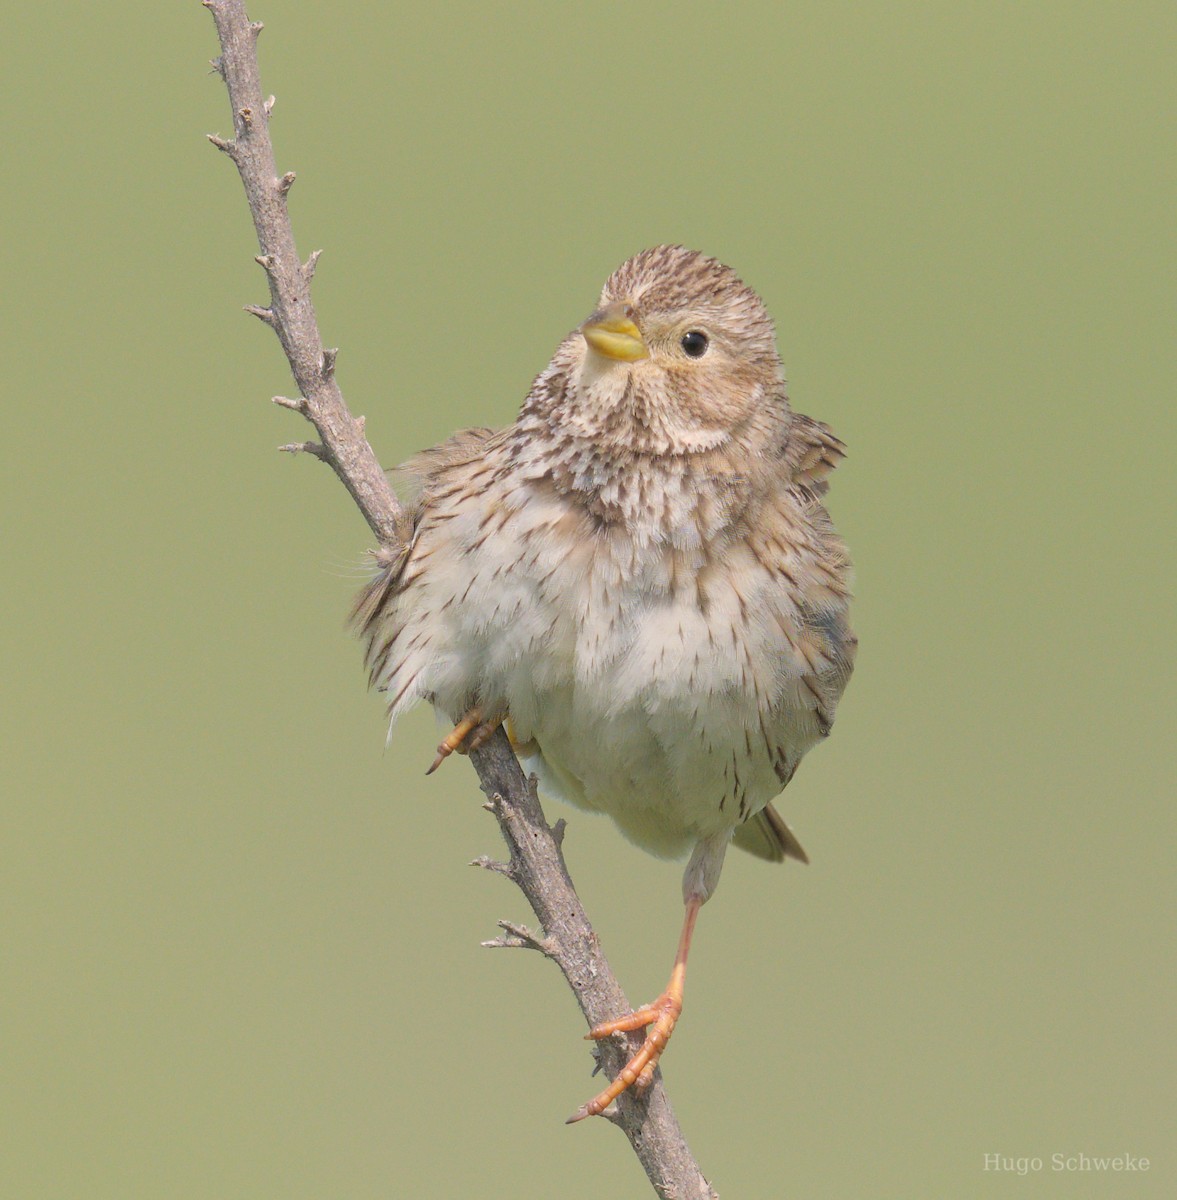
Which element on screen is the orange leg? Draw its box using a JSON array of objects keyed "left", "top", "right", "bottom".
[
  {"left": 425, "top": 708, "right": 503, "bottom": 775},
  {"left": 566, "top": 896, "right": 703, "bottom": 1123}
]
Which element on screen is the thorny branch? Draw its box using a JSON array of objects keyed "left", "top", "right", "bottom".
[{"left": 201, "top": 3, "right": 717, "bottom": 1196}]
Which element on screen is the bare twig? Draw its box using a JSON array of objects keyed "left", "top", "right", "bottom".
[
  {"left": 277, "top": 440, "right": 328, "bottom": 460},
  {"left": 202, "top": 4, "right": 717, "bottom": 1196},
  {"left": 202, "top": 0, "right": 407, "bottom": 549}
]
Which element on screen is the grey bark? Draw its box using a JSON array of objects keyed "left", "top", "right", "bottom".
[{"left": 200, "top": 3, "right": 717, "bottom": 1197}]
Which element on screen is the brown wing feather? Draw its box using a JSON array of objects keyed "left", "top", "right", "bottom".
[
  {"left": 733, "top": 414, "right": 848, "bottom": 868},
  {"left": 785, "top": 412, "right": 846, "bottom": 495},
  {"left": 350, "top": 427, "right": 500, "bottom": 682},
  {"left": 396, "top": 426, "right": 498, "bottom": 480}
]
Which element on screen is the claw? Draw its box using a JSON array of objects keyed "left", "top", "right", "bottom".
[
  {"left": 426, "top": 708, "right": 502, "bottom": 774},
  {"left": 465, "top": 718, "right": 502, "bottom": 755}
]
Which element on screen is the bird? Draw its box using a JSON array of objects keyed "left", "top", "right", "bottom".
[{"left": 352, "top": 244, "right": 856, "bottom": 1122}]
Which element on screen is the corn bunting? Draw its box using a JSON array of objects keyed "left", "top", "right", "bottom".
[{"left": 354, "top": 245, "right": 856, "bottom": 1121}]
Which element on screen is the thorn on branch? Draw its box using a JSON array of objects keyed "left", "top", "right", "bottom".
[
  {"left": 250, "top": 20, "right": 264, "bottom": 38},
  {"left": 207, "top": 133, "right": 238, "bottom": 159},
  {"left": 264, "top": 95, "right": 275, "bottom": 117},
  {"left": 272, "top": 395, "right": 307, "bottom": 413},
  {"left": 320, "top": 347, "right": 338, "bottom": 380},
  {"left": 589, "top": 1043, "right": 605, "bottom": 1076},
  {"left": 209, "top": 56, "right": 224, "bottom": 78},
  {"left": 482, "top": 920, "right": 554, "bottom": 956},
  {"left": 279, "top": 440, "right": 329, "bottom": 461},
  {"left": 255, "top": 253, "right": 276, "bottom": 272},
  {"left": 243, "top": 304, "right": 276, "bottom": 327},
  {"left": 278, "top": 171, "right": 296, "bottom": 196},
  {"left": 303, "top": 249, "right": 322, "bottom": 282},
  {"left": 549, "top": 815, "right": 573, "bottom": 874},
  {"left": 481, "top": 934, "right": 522, "bottom": 950},
  {"left": 470, "top": 855, "right": 515, "bottom": 878},
  {"left": 482, "top": 793, "right": 505, "bottom": 817}
]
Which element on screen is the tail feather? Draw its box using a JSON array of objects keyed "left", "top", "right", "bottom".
[{"left": 732, "top": 803, "right": 810, "bottom": 864}]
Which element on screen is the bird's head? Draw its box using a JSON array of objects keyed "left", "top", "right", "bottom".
[{"left": 565, "top": 245, "right": 785, "bottom": 455}]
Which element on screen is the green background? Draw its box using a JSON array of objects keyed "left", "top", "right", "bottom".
[{"left": 4, "top": 3, "right": 1173, "bottom": 1197}]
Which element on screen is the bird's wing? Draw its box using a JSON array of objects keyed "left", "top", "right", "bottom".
[
  {"left": 731, "top": 803, "right": 810, "bottom": 864},
  {"left": 396, "top": 426, "right": 499, "bottom": 483},
  {"left": 768, "top": 410, "right": 857, "bottom": 737},
  {"left": 784, "top": 412, "right": 846, "bottom": 495},
  {"left": 730, "top": 411, "right": 853, "bottom": 867},
  {"left": 349, "top": 426, "right": 501, "bottom": 682}
]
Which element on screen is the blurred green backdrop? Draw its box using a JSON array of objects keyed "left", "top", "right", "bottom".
[{"left": 4, "top": 3, "right": 1173, "bottom": 1197}]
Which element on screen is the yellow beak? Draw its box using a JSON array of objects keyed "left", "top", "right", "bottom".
[{"left": 580, "top": 302, "right": 649, "bottom": 362}]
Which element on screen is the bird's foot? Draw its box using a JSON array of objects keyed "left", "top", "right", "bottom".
[
  {"left": 566, "top": 990, "right": 683, "bottom": 1123},
  {"left": 426, "top": 708, "right": 502, "bottom": 774}
]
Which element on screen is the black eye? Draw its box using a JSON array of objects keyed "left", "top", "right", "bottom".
[{"left": 681, "top": 330, "right": 709, "bottom": 358}]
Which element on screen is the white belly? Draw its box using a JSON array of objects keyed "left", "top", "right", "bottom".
[
  {"left": 500, "top": 542, "right": 824, "bottom": 859},
  {"left": 393, "top": 482, "right": 838, "bottom": 860}
]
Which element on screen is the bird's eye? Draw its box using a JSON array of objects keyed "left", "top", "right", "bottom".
[{"left": 680, "top": 330, "right": 709, "bottom": 358}]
